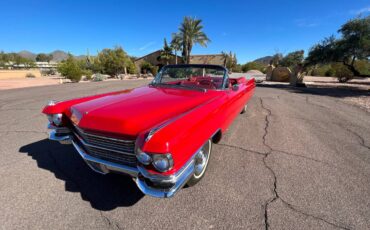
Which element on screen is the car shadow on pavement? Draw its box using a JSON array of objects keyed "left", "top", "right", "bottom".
[
  {"left": 19, "top": 139, "right": 144, "bottom": 211},
  {"left": 258, "top": 84, "right": 370, "bottom": 98}
]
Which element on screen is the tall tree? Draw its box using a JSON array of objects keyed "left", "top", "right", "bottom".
[
  {"left": 306, "top": 16, "right": 370, "bottom": 77},
  {"left": 170, "top": 33, "right": 182, "bottom": 64},
  {"left": 158, "top": 38, "right": 173, "bottom": 65},
  {"left": 280, "top": 50, "right": 304, "bottom": 68},
  {"left": 176, "top": 16, "right": 210, "bottom": 64},
  {"left": 96, "top": 46, "right": 135, "bottom": 77}
]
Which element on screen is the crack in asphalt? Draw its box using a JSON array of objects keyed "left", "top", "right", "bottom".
[
  {"left": 218, "top": 143, "right": 267, "bottom": 156},
  {"left": 259, "top": 97, "right": 351, "bottom": 230},
  {"left": 100, "top": 212, "right": 122, "bottom": 230},
  {"left": 336, "top": 124, "right": 370, "bottom": 151},
  {"left": 285, "top": 116, "right": 370, "bottom": 152},
  {"left": 305, "top": 96, "right": 330, "bottom": 109},
  {"left": 304, "top": 96, "right": 369, "bottom": 151}
]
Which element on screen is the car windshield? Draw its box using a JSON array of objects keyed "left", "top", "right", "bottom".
[{"left": 152, "top": 65, "right": 227, "bottom": 90}]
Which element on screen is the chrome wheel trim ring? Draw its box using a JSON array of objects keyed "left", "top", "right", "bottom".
[{"left": 194, "top": 140, "right": 211, "bottom": 179}]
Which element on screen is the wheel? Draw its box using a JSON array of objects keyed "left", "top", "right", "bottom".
[
  {"left": 240, "top": 104, "right": 247, "bottom": 114},
  {"left": 187, "top": 139, "right": 212, "bottom": 186}
]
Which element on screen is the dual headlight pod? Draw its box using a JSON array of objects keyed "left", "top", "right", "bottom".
[
  {"left": 47, "top": 113, "right": 63, "bottom": 126},
  {"left": 136, "top": 147, "right": 174, "bottom": 172}
]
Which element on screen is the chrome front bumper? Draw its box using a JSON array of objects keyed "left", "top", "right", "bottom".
[{"left": 48, "top": 128, "right": 195, "bottom": 198}]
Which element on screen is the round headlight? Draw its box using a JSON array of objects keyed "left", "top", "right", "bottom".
[
  {"left": 152, "top": 154, "right": 173, "bottom": 172},
  {"left": 52, "top": 114, "right": 63, "bottom": 126},
  {"left": 136, "top": 148, "right": 152, "bottom": 165}
]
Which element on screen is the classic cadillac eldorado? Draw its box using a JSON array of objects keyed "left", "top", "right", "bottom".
[{"left": 43, "top": 64, "right": 255, "bottom": 198}]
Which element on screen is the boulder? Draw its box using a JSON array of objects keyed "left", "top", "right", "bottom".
[{"left": 271, "top": 67, "right": 291, "bottom": 82}]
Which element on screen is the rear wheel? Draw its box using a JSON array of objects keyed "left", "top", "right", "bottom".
[{"left": 187, "top": 139, "right": 212, "bottom": 186}]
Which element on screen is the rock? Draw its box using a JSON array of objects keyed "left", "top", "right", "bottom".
[
  {"left": 271, "top": 67, "right": 291, "bottom": 82},
  {"left": 91, "top": 74, "right": 109, "bottom": 81}
]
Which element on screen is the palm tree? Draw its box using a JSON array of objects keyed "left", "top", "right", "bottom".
[
  {"left": 158, "top": 38, "right": 173, "bottom": 65},
  {"left": 171, "top": 33, "right": 182, "bottom": 64},
  {"left": 221, "top": 51, "right": 228, "bottom": 67},
  {"left": 177, "top": 16, "right": 210, "bottom": 64}
]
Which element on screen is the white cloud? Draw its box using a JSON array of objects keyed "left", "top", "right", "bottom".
[
  {"left": 350, "top": 6, "right": 370, "bottom": 14},
  {"left": 139, "top": 41, "right": 155, "bottom": 51}
]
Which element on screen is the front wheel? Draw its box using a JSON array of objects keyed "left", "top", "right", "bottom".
[{"left": 187, "top": 139, "right": 212, "bottom": 186}]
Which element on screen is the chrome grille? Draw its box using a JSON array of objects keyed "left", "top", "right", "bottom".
[{"left": 72, "top": 126, "right": 137, "bottom": 167}]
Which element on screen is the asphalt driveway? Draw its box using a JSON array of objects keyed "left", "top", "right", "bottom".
[{"left": 0, "top": 80, "right": 369, "bottom": 229}]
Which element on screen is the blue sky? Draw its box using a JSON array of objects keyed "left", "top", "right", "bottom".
[{"left": 0, "top": 0, "right": 369, "bottom": 63}]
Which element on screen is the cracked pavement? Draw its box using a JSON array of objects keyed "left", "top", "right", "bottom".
[{"left": 0, "top": 80, "right": 369, "bottom": 229}]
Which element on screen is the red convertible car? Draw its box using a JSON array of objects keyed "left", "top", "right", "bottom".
[{"left": 43, "top": 64, "right": 255, "bottom": 198}]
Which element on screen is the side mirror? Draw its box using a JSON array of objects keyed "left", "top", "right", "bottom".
[{"left": 232, "top": 84, "right": 239, "bottom": 91}]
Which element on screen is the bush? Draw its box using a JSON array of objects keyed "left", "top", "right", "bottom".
[
  {"left": 325, "top": 68, "right": 335, "bottom": 76},
  {"left": 241, "top": 62, "right": 265, "bottom": 73},
  {"left": 127, "top": 61, "right": 137, "bottom": 74},
  {"left": 82, "top": 69, "right": 93, "bottom": 80},
  {"left": 25, "top": 73, "right": 36, "bottom": 78},
  {"left": 58, "top": 55, "right": 83, "bottom": 82},
  {"left": 331, "top": 63, "right": 354, "bottom": 82},
  {"left": 311, "top": 64, "right": 331, "bottom": 76},
  {"left": 93, "top": 73, "right": 104, "bottom": 82},
  {"left": 150, "top": 66, "right": 159, "bottom": 75}
]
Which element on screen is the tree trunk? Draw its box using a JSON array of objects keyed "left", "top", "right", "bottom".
[
  {"left": 343, "top": 60, "right": 361, "bottom": 76},
  {"left": 186, "top": 43, "right": 192, "bottom": 64}
]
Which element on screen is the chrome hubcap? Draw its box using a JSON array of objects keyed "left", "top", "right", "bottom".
[{"left": 194, "top": 140, "right": 211, "bottom": 178}]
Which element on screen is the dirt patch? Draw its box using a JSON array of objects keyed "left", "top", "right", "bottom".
[{"left": 0, "top": 78, "right": 61, "bottom": 90}]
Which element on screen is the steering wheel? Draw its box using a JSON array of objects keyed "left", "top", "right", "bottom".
[{"left": 199, "top": 79, "right": 216, "bottom": 89}]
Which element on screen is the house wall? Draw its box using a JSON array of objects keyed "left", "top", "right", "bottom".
[{"left": 134, "top": 50, "right": 183, "bottom": 73}]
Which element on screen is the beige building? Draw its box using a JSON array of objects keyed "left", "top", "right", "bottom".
[{"left": 134, "top": 50, "right": 225, "bottom": 73}]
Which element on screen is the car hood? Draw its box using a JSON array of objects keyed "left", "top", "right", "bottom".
[{"left": 70, "top": 85, "right": 221, "bottom": 136}]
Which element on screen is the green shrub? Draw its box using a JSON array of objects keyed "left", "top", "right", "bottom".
[
  {"left": 325, "top": 68, "right": 335, "bottom": 76},
  {"left": 311, "top": 64, "right": 331, "bottom": 76},
  {"left": 93, "top": 73, "right": 104, "bottom": 82},
  {"left": 150, "top": 66, "right": 159, "bottom": 75},
  {"left": 241, "top": 62, "right": 265, "bottom": 73},
  {"left": 127, "top": 61, "right": 137, "bottom": 74},
  {"left": 58, "top": 55, "right": 82, "bottom": 82},
  {"left": 82, "top": 69, "right": 93, "bottom": 80},
  {"left": 331, "top": 63, "right": 354, "bottom": 82},
  {"left": 354, "top": 60, "right": 370, "bottom": 76}
]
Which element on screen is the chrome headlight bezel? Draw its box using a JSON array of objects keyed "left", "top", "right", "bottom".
[
  {"left": 47, "top": 113, "right": 63, "bottom": 126},
  {"left": 136, "top": 147, "right": 152, "bottom": 165},
  {"left": 152, "top": 153, "right": 174, "bottom": 172}
]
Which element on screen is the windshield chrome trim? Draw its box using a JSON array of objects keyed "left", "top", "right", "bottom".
[{"left": 152, "top": 64, "right": 228, "bottom": 91}]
